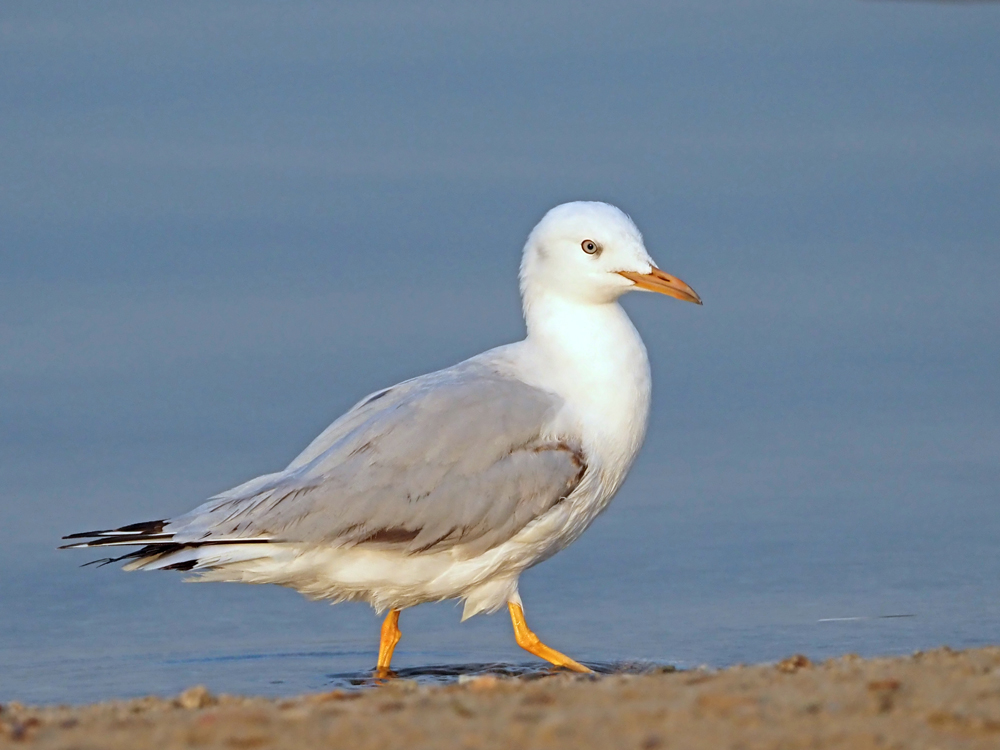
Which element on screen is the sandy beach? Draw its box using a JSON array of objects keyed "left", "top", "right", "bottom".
[{"left": 3, "top": 646, "right": 1000, "bottom": 749}]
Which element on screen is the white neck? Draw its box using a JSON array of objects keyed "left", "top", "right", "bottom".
[{"left": 516, "top": 292, "right": 652, "bottom": 479}]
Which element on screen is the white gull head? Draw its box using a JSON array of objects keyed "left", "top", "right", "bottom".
[{"left": 519, "top": 201, "right": 701, "bottom": 310}]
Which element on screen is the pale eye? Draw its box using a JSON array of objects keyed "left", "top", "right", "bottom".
[{"left": 581, "top": 239, "right": 602, "bottom": 255}]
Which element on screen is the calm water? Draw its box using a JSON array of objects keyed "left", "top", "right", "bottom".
[{"left": 2, "top": 1, "right": 998, "bottom": 706}]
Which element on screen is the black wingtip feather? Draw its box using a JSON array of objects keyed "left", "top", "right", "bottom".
[
  {"left": 162, "top": 560, "right": 199, "bottom": 571},
  {"left": 62, "top": 520, "right": 169, "bottom": 541},
  {"left": 79, "top": 547, "right": 148, "bottom": 567},
  {"left": 77, "top": 543, "right": 185, "bottom": 569}
]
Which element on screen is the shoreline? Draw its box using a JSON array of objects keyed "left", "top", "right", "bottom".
[{"left": 3, "top": 646, "right": 1000, "bottom": 748}]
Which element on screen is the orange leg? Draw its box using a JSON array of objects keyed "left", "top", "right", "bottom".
[
  {"left": 508, "top": 602, "right": 592, "bottom": 673},
  {"left": 376, "top": 609, "right": 402, "bottom": 673}
]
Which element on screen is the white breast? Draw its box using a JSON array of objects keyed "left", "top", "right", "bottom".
[{"left": 512, "top": 295, "right": 652, "bottom": 487}]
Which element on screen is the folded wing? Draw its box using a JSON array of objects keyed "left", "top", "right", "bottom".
[{"left": 65, "top": 360, "right": 588, "bottom": 564}]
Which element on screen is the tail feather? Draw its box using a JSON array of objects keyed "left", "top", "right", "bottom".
[{"left": 124, "top": 543, "right": 272, "bottom": 573}]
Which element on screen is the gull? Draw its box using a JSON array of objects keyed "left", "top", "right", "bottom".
[{"left": 63, "top": 201, "right": 701, "bottom": 674}]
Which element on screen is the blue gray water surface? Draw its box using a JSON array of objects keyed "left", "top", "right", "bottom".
[{"left": 1, "top": 1, "right": 998, "bottom": 705}]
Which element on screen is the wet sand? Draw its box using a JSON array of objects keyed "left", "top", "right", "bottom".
[{"left": 4, "top": 646, "right": 1000, "bottom": 749}]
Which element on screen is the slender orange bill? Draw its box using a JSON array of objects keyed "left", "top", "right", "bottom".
[{"left": 618, "top": 268, "right": 702, "bottom": 304}]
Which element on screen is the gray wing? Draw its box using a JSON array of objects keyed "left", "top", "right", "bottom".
[{"left": 167, "top": 361, "right": 587, "bottom": 557}]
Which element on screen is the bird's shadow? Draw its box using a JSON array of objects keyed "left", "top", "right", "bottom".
[{"left": 328, "top": 660, "right": 676, "bottom": 688}]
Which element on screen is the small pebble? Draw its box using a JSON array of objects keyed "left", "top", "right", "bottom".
[{"left": 176, "top": 685, "right": 215, "bottom": 710}]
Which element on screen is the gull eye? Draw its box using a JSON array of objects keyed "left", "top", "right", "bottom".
[{"left": 581, "top": 239, "right": 601, "bottom": 255}]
